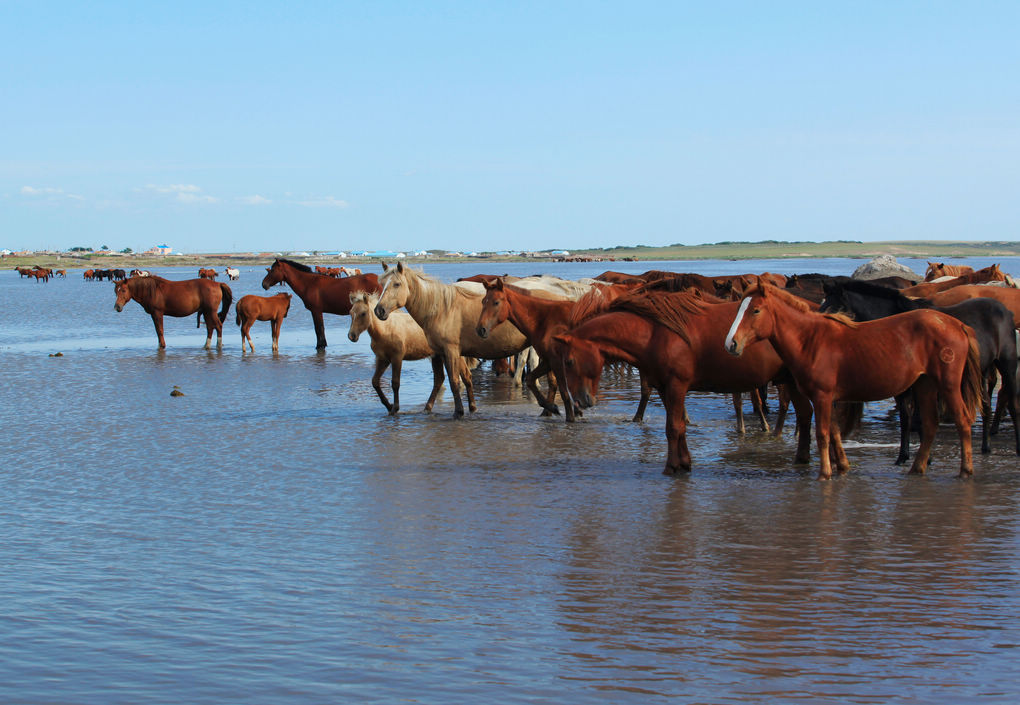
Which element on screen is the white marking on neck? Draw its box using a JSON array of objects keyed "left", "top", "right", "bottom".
[{"left": 724, "top": 297, "right": 752, "bottom": 351}]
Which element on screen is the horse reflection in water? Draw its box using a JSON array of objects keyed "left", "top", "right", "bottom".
[{"left": 114, "top": 275, "right": 233, "bottom": 349}]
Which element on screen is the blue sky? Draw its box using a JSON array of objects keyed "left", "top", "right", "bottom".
[{"left": 2, "top": 1, "right": 1018, "bottom": 253}]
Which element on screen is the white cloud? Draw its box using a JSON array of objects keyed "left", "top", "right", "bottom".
[
  {"left": 142, "top": 183, "right": 217, "bottom": 203},
  {"left": 19, "top": 186, "right": 85, "bottom": 202},
  {"left": 293, "top": 195, "right": 349, "bottom": 208},
  {"left": 238, "top": 195, "right": 271, "bottom": 205}
]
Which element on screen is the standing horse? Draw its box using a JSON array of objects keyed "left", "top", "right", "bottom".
[
  {"left": 114, "top": 276, "right": 233, "bottom": 349},
  {"left": 235, "top": 292, "right": 292, "bottom": 353},
  {"left": 198, "top": 268, "right": 218, "bottom": 279},
  {"left": 821, "top": 280, "right": 1019, "bottom": 459},
  {"left": 899, "top": 264, "right": 1008, "bottom": 298},
  {"left": 224, "top": 267, "right": 240, "bottom": 281},
  {"left": 261, "top": 259, "right": 379, "bottom": 349},
  {"left": 725, "top": 282, "right": 982, "bottom": 478},
  {"left": 550, "top": 290, "right": 814, "bottom": 474},
  {"left": 373, "top": 262, "right": 529, "bottom": 417},
  {"left": 348, "top": 291, "right": 477, "bottom": 414},
  {"left": 925, "top": 261, "right": 975, "bottom": 281}
]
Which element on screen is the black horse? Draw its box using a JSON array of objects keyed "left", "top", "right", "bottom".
[{"left": 820, "top": 279, "right": 1019, "bottom": 460}]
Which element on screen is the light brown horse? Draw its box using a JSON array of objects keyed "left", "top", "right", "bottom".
[
  {"left": 235, "top": 292, "right": 292, "bottom": 353},
  {"left": 900, "top": 264, "right": 1008, "bottom": 298},
  {"left": 924, "top": 261, "right": 974, "bottom": 281},
  {"left": 348, "top": 291, "right": 476, "bottom": 414},
  {"left": 262, "top": 259, "right": 380, "bottom": 349},
  {"left": 725, "top": 282, "right": 982, "bottom": 479},
  {"left": 114, "top": 276, "right": 232, "bottom": 349},
  {"left": 374, "top": 262, "right": 529, "bottom": 417}
]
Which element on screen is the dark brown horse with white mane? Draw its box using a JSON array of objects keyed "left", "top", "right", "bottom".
[
  {"left": 262, "top": 258, "right": 380, "bottom": 349},
  {"left": 114, "top": 276, "right": 232, "bottom": 349}
]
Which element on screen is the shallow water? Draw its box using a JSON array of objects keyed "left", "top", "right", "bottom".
[{"left": 2, "top": 258, "right": 1020, "bottom": 703}]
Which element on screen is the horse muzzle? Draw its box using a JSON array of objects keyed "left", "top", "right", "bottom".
[
  {"left": 374, "top": 304, "right": 389, "bottom": 321},
  {"left": 348, "top": 332, "right": 359, "bottom": 343},
  {"left": 725, "top": 339, "right": 743, "bottom": 357},
  {"left": 114, "top": 303, "right": 123, "bottom": 312},
  {"left": 476, "top": 326, "right": 489, "bottom": 339}
]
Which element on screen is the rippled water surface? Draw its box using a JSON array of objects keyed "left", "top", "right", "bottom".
[{"left": 3, "top": 257, "right": 1020, "bottom": 703}]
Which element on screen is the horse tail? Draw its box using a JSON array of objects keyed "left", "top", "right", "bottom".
[
  {"left": 196, "top": 312, "right": 202, "bottom": 328},
  {"left": 235, "top": 307, "right": 242, "bottom": 327},
  {"left": 463, "top": 357, "right": 480, "bottom": 370},
  {"left": 835, "top": 401, "right": 864, "bottom": 438},
  {"left": 218, "top": 283, "right": 233, "bottom": 324},
  {"left": 960, "top": 329, "right": 983, "bottom": 425}
]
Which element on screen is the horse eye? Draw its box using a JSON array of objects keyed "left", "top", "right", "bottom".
[{"left": 566, "top": 358, "right": 575, "bottom": 367}]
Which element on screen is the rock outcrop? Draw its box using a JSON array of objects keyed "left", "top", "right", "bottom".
[{"left": 851, "top": 255, "right": 921, "bottom": 283}]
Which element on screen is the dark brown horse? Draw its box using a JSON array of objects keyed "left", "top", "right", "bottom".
[
  {"left": 235, "top": 292, "right": 292, "bottom": 353},
  {"left": 261, "top": 259, "right": 380, "bottom": 349},
  {"left": 114, "top": 276, "right": 232, "bottom": 349},
  {"left": 550, "top": 290, "right": 814, "bottom": 474},
  {"left": 725, "top": 282, "right": 982, "bottom": 479}
]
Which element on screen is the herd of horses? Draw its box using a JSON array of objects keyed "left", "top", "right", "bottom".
[
  {"left": 14, "top": 266, "right": 65, "bottom": 281},
  {"left": 75, "top": 257, "right": 1020, "bottom": 479}
]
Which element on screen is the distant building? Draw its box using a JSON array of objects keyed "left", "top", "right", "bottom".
[{"left": 145, "top": 244, "right": 173, "bottom": 256}]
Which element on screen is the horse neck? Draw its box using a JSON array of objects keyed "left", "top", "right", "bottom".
[
  {"left": 279, "top": 263, "right": 317, "bottom": 296},
  {"left": 504, "top": 288, "right": 571, "bottom": 338},
  {"left": 575, "top": 311, "right": 652, "bottom": 367},
  {"left": 400, "top": 271, "right": 456, "bottom": 325},
  {"left": 762, "top": 296, "right": 831, "bottom": 366}
]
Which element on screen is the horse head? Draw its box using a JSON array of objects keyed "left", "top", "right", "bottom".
[
  {"left": 113, "top": 279, "right": 133, "bottom": 312},
  {"left": 550, "top": 333, "right": 602, "bottom": 410},
  {"left": 725, "top": 280, "right": 775, "bottom": 356},
  {"left": 374, "top": 261, "right": 409, "bottom": 321},
  {"left": 347, "top": 291, "right": 373, "bottom": 342},
  {"left": 262, "top": 260, "right": 283, "bottom": 290},
  {"left": 476, "top": 278, "right": 508, "bottom": 339}
]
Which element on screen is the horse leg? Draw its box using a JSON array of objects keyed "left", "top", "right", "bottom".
[
  {"left": 908, "top": 379, "right": 939, "bottom": 475},
  {"left": 828, "top": 415, "right": 852, "bottom": 475},
  {"left": 893, "top": 391, "right": 913, "bottom": 465},
  {"left": 551, "top": 361, "right": 576, "bottom": 423},
  {"left": 462, "top": 361, "right": 477, "bottom": 413},
  {"left": 940, "top": 376, "right": 975, "bottom": 477},
  {"left": 812, "top": 396, "right": 835, "bottom": 480},
  {"left": 980, "top": 372, "right": 993, "bottom": 454},
  {"left": 631, "top": 370, "right": 651, "bottom": 423},
  {"left": 371, "top": 356, "right": 393, "bottom": 412},
  {"left": 242, "top": 318, "right": 255, "bottom": 353},
  {"left": 732, "top": 393, "right": 745, "bottom": 434},
  {"left": 424, "top": 356, "right": 445, "bottom": 412},
  {"left": 526, "top": 358, "right": 559, "bottom": 416},
  {"left": 661, "top": 381, "right": 692, "bottom": 474},
  {"left": 312, "top": 310, "right": 327, "bottom": 349},
  {"left": 270, "top": 317, "right": 281, "bottom": 353},
  {"left": 752, "top": 387, "right": 770, "bottom": 433},
  {"left": 389, "top": 357, "right": 403, "bottom": 414},
  {"left": 441, "top": 349, "right": 466, "bottom": 418},
  {"left": 999, "top": 355, "right": 1020, "bottom": 455},
  {"left": 772, "top": 383, "right": 790, "bottom": 437},
  {"left": 151, "top": 311, "right": 167, "bottom": 349},
  {"left": 204, "top": 308, "right": 219, "bottom": 349},
  {"left": 786, "top": 386, "right": 812, "bottom": 464}
]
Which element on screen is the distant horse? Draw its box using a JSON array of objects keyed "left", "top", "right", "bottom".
[
  {"left": 348, "top": 291, "right": 477, "bottom": 414},
  {"left": 821, "top": 279, "right": 1019, "bottom": 459},
  {"left": 899, "top": 264, "right": 1008, "bottom": 298},
  {"left": 28, "top": 269, "right": 50, "bottom": 283},
  {"left": 83, "top": 269, "right": 95, "bottom": 280},
  {"left": 725, "top": 282, "right": 982, "bottom": 478},
  {"left": 55, "top": 269, "right": 66, "bottom": 278},
  {"left": 261, "top": 258, "right": 379, "bottom": 349},
  {"left": 114, "top": 276, "right": 233, "bottom": 349},
  {"left": 129, "top": 269, "right": 151, "bottom": 277},
  {"left": 15, "top": 267, "right": 32, "bottom": 278},
  {"left": 339, "top": 266, "right": 362, "bottom": 277},
  {"left": 224, "top": 267, "right": 240, "bottom": 281},
  {"left": 198, "top": 268, "right": 218, "bottom": 279},
  {"left": 924, "top": 261, "right": 974, "bottom": 281},
  {"left": 550, "top": 290, "right": 814, "bottom": 474},
  {"left": 235, "top": 292, "right": 292, "bottom": 353},
  {"left": 374, "top": 262, "right": 529, "bottom": 417}
]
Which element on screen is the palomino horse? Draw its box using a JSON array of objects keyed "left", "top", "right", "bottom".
[
  {"left": 348, "top": 291, "right": 477, "bottom": 414},
  {"left": 924, "top": 261, "right": 974, "bottom": 281},
  {"left": 373, "top": 262, "right": 529, "bottom": 417},
  {"left": 235, "top": 292, "right": 292, "bottom": 353},
  {"left": 114, "top": 276, "right": 233, "bottom": 349},
  {"left": 899, "top": 264, "right": 1009, "bottom": 298},
  {"left": 550, "top": 290, "right": 814, "bottom": 474},
  {"left": 725, "top": 282, "right": 982, "bottom": 478},
  {"left": 261, "top": 259, "right": 379, "bottom": 349},
  {"left": 821, "top": 279, "right": 1019, "bottom": 459},
  {"left": 224, "top": 267, "right": 240, "bottom": 281}
]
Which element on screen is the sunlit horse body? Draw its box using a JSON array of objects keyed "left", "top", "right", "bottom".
[
  {"left": 114, "top": 275, "right": 233, "bottom": 349},
  {"left": 550, "top": 290, "right": 814, "bottom": 474},
  {"left": 725, "top": 282, "right": 982, "bottom": 478},
  {"left": 374, "top": 263, "right": 529, "bottom": 417},
  {"left": 924, "top": 261, "right": 974, "bottom": 281},
  {"left": 224, "top": 267, "right": 240, "bottom": 281},
  {"left": 348, "top": 292, "right": 477, "bottom": 414},
  {"left": 235, "top": 292, "right": 292, "bottom": 353},
  {"left": 899, "top": 264, "right": 1009, "bottom": 298},
  {"left": 262, "top": 258, "right": 380, "bottom": 349},
  {"left": 820, "top": 280, "right": 1019, "bottom": 459},
  {"left": 198, "top": 268, "right": 218, "bottom": 279}
]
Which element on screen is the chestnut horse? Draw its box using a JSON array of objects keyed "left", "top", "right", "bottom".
[
  {"left": 924, "top": 261, "right": 974, "bottom": 281},
  {"left": 373, "top": 262, "right": 529, "bottom": 417},
  {"left": 725, "top": 282, "right": 982, "bottom": 478},
  {"left": 348, "top": 291, "right": 476, "bottom": 414},
  {"left": 235, "top": 292, "right": 292, "bottom": 353},
  {"left": 550, "top": 290, "right": 814, "bottom": 475},
  {"left": 261, "top": 259, "right": 379, "bottom": 349},
  {"left": 114, "top": 275, "right": 233, "bottom": 349},
  {"left": 198, "top": 268, "right": 218, "bottom": 279},
  {"left": 899, "top": 264, "right": 1008, "bottom": 298}
]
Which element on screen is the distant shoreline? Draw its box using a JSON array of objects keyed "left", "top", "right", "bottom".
[{"left": 5, "top": 239, "right": 1019, "bottom": 269}]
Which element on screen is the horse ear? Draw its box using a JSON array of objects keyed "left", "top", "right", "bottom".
[
  {"left": 381, "top": 262, "right": 389, "bottom": 271},
  {"left": 397, "top": 261, "right": 405, "bottom": 273},
  {"left": 494, "top": 277, "right": 504, "bottom": 291},
  {"left": 756, "top": 275, "right": 768, "bottom": 297},
  {"left": 552, "top": 333, "right": 571, "bottom": 348},
  {"left": 349, "top": 292, "right": 359, "bottom": 304}
]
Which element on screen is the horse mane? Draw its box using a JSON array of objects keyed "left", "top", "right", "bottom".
[
  {"left": 278, "top": 258, "right": 312, "bottom": 273},
  {"left": 381, "top": 265, "right": 464, "bottom": 325},
  {"left": 568, "top": 285, "right": 615, "bottom": 327},
  {"left": 608, "top": 290, "right": 709, "bottom": 343},
  {"left": 749, "top": 283, "right": 859, "bottom": 328},
  {"left": 830, "top": 280, "right": 926, "bottom": 314},
  {"left": 127, "top": 274, "right": 161, "bottom": 295}
]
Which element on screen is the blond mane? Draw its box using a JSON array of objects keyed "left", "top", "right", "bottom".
[{"left": 380, "top": 265, "right": 473, "bottom": 326}]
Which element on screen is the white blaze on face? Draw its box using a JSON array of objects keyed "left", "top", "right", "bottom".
[
  {"left": 724, "top": 297, "right": 752, "bottom": 352},
  {"left": 377, "top": 277, "right": 392, "bottom": 306}
]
